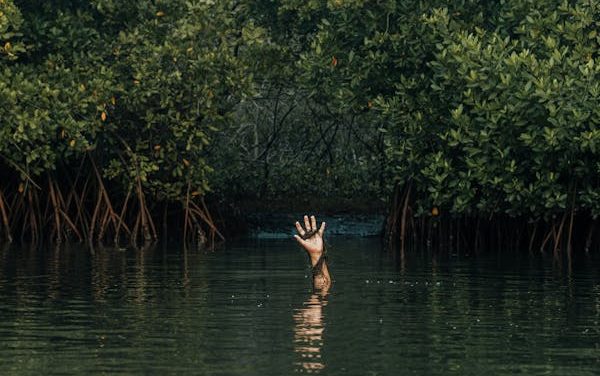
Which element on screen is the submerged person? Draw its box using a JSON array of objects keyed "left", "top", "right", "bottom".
[{"left": 293, "top": 215, "right": 331, "bottom": 289}]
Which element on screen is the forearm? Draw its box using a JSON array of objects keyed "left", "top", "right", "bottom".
[{"left": 310, "top": 255, "right": 331, "bottom": 289}]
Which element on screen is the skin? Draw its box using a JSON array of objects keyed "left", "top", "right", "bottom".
[{"left": 294, "top": 215, "right": 331, "bottom": 289}]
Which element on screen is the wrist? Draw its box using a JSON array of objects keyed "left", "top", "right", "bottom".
[
  {"left": 309, "top": 252, "right": 323, "bottom": 266},
  {"left": 309, "top": 256, "right": 319, "bottom": 267}
]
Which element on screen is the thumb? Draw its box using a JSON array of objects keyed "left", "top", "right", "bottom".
[{"left": 293, "top": 234, "right": 308, "bottom": 247}]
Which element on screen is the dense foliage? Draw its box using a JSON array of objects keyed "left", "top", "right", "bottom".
[
  {"left": 1, "top": 0, "right": 599, "bottom": 251},
  {"left": 0, "top": 0, "right": 253, "bottom": 244},
  {"left": 388, "top": 0, "right": 599, "bottom": 250},
  {"left": 249, "top": 0, "right": 600, "bottom": 251}
]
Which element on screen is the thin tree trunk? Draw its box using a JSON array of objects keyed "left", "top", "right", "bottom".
[
  {"left": 400, "top": 184, "right": 412, "bottom": 253},
  {"left": 0, "top": 188, "right": 12, "bottom": 242}
]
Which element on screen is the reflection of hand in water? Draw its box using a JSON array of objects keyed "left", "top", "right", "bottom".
[
  {"left": 294, "top": 215, "right": 331, "bottom": 289},
  {"left": 293, "top": 289, "right": 329, "bottom": 373}
]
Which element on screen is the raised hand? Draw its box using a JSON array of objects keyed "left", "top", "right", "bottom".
[{"left": 293, "top": 215, "right": 326, "bottom": 266}]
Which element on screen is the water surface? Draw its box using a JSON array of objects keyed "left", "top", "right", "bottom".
[{"left": 0, "top": 239, "right": 599, "bottom": 375}]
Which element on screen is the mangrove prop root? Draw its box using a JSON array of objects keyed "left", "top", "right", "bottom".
[
  {"left": 48, "top": 177, "right": 63, "bottom": 243},
  {"left": 584, "top": 222, "right": 594, "bottom": 253},
  {"left": 542, "top": 226, "right": 553, "bottom": 253},
  {"left": 91, "top": 157, "right": 122, "bottom": 235},
  {"left": 385, "top": 201, "right": 596, "bottom": 254},
  {"left": 114, "top": 187, "right": 132, "bottom": 245},
  {"left": 567, "top": 208, "right": 575, "bottom": 255},
  {"left": 144, "top": 203, "right": 157, "bottom": 241},
  {"left": 400, "top": 184, "right": 412, "bottom": 254},
  {"left": 132, "top": 211, "right": 141, "bottom": 246},
  {"left": 69, "top": 174, "right": 91, "bottom": 237},
  {"left": 98, "top": 208, "right": 111, "bottom": 243},
  {"left": 200, "top": 198, "right": 217, "bottom": 245},
  {"left": 553, "top": 212, "right": 568, "bottom": 255},
  {"left": 0, "top": 161, "right": 221, "bottom": 247},
  {"left": 53, "top": 179, "right": 83, "bottom": 242},
  {"left": 190, "top": 201, "right": 224, "bottom": 241},
  {"left": 0, "top": 188, "right": 12, "bottom": 242},
  {"left": 89, "top": 185, "right": 104, "bottom": 244},
  {"left": 183, "top": 182, "right": 191, "bottom": 244},
  {"left": 181, "top": 187, "right": 223, "bottom": 248},
  {"left": 529, "top": 223, "right": 538, "bottom": 253},
  {"left": 385, "top": 185, "right": 401, "bottom": 247}
]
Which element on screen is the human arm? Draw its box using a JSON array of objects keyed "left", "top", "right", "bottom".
[{"left": 293, "top": 215, "right": 331, "bottom": 289}]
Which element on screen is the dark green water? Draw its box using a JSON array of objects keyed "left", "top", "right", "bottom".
[{"left": 0, "top": 238, "right": 599, "bottom": 375}]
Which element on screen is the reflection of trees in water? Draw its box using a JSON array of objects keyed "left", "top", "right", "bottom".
[{"left": 293, "top": 291, "right": 328, "bottom": 373}]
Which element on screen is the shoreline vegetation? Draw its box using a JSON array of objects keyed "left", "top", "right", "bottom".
[
  {"left": 0, "top": 161, "right": 222, "bottom": 247},
  {"left": 1, "top": 1, "right": 599, "bottom": 253}
]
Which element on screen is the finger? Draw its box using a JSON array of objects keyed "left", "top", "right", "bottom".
[
  {"left": 295, "top": 221, "right": 305, "bottom": 236},
  {"left": 304, "top": 215, "right": 311, "bottom": 231},
  {"left": 311, "top": 215, "right": 317, "bottom": 231},
  {"left": 318, "top": 221, "right": 326, "bottom": 237}
]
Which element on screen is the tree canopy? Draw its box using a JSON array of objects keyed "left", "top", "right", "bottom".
[{"left": 1, "top": 0, "right": 599, "bottom": 250}]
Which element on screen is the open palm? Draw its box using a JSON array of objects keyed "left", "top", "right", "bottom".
[{"left": 294, "top": 215, "right": 326, "bottom": 261}]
